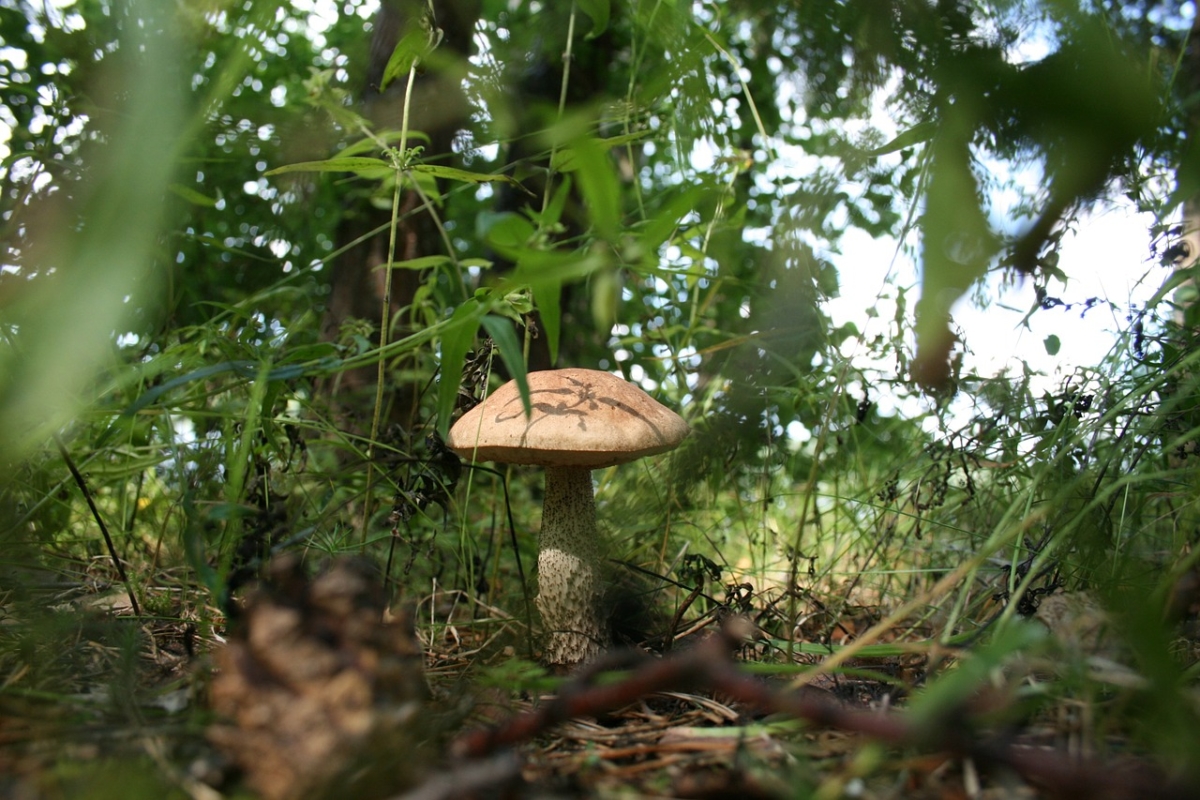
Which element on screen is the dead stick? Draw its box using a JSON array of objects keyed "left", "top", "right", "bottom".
[
  {"left": 451, "top": 623, "right": 1198, "bottom": 800},
  {"left": 55, "top": 434, "right": 141, "bottom": 616},
  {"left": 451, "top": 640, "right": 718, "bottom": 757}
]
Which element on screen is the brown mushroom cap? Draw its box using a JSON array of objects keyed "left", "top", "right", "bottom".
[{"left": 447, "top": 368, "right": 689, "bottom": 468}]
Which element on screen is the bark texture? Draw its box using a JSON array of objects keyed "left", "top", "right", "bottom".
[{"left": 1177, "top": 199, "right": 1200, "bottom": 273}]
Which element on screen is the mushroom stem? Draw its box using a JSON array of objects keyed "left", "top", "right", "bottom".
[{"left": 537, "top": 465, "right": 604, "bottom": 664}]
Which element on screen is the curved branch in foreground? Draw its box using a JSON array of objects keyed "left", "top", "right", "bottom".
[{"left": 450, "top": 622, "right": 1197, "bottom": 800}]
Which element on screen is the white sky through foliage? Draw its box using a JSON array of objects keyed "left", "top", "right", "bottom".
[
  {"left": 753, "top": 3, "right": 1189, "bottom": 433},
  {"left": 826, "top": 203, "right": 1172, "bottom": 401}
]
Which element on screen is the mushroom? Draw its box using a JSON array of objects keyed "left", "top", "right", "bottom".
[{"left": 446, "top": 368, "right": 689, "bottom": 665}]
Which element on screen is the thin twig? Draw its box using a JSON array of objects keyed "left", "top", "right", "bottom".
[{"left": 54, "top": 434, "right": 141, "bottom": 616}]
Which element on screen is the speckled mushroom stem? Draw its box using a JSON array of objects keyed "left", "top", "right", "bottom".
[{"left": 537, "top": 465, "right": 605, "bottom": 665}]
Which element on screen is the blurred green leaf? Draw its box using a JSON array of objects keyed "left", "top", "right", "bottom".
[
  {"left": 549, "top": 131, "right": 650, "bottom": 172},
  {"left": 531, "top": 276, "right": 563, "bottom": 365},
  {"left": 481, "top": 315, "right": 530, "bottom": 417},
  {"left": 555, "top": 137, "right": 620, "bottom": 240},
  {"left": 0, "top": 0, "right": 184, "bottom": 460},
  {"left": 484, "top": 212, "right": 537, "bottom": 259},
  {"left": 864, "top": 120, "right": 937, "bottom": 157},
  {"left": 380, "top": 26, "right": 434, "bottom": 92},
  {"left": 384, "top": 255, "right": 455, "bottom": 271},
  {"left": 510, "top": 248, "right": 611, "bottom": 364},
  {"left": 639, "top": 187, "right": 707, "bottom": 255},
  {"left": 907, "top": 621, "right": 1047, "bottom": 730},
  {"left": 590, "top": 267, "right": 620, "bottom": 333},
  {"left": 912, "top": 116, "right": 1000, "bottom": 390},
  {"left": 532, "top": 173, "right": 572, "bottom": 232},
  {"left": 436, "top": 300, "right": 488, "bottom": 437},
  {"left": 167, "top": 183, "right": 217, "bottom": 207},
  {"left": 577, "top": 0, "right": 610, "bottom": 39}
]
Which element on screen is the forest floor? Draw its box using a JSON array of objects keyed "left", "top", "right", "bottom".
[{"left": 2, "top": 555, "right": 1199, "bottom": 800}]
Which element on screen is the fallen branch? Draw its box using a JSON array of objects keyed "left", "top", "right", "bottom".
[
  {"left": 451, "top": 622, "right": 1198, "bottom": 800},
  {"left": 393, "top": 752, "right": 521, "bottom": 800}
]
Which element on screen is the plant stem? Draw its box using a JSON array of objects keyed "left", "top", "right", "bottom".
[
  {"left": 363, "top": 63, "right": 420, "bottom": 538},
  {"left": 540, "top": 2, "right": 577, "bottom": 221}
]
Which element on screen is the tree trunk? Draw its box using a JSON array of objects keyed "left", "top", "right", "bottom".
[
  {"left": 1173, "top": 199, "right": 1200, "bottom": 274},
  {"left": 320, "top": 0, "right": 479, "bottom": 431},
  {"left": 1170, "top": 9, "right": 1200, "bottom": 328}
]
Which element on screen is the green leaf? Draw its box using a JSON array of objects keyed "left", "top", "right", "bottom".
[
  {"left": 265, "top": 157, "right": 392, "bottom": 179},
  {"left": 864, "top": 120, "right": 937, "bottom": 157},
  {"left": 1043, "top": 334, "right": 1061, "bottom": 355},
  {"left": 577, "top": 0, "right": 610, "bottom": 39},
  {"left": 907, "top": 621, "right": 1046, "bottom": 729},
  {"left": 590, "top": 268, "right": 620, "bottom": 333},
  {"left": 532, "top": 277, "right": 562, "bottom": 366},
  {"left": 182, "top": 510, "right": 221, "bottom": 600},
  {"left": 335, "top": 130, "right": 429, "bottom": 158},
  {"left": 383, "top": 255, "right": 454, "bottom": 271},
  {"left": 77, "top": 451, "right": 170, "bottom": 478},
  {"left": 483, "top": 213, "right": 537, "bottom": 259},
  {"left": 510, "top": 249, "right": 610, "bottom": 364},
  {"left": 832, "top": 321, "right": 860, "bottom": 345},
  {"left": 227, "top": 359, "right": 273, "bottom": 509},
  {"left": 122, "top": 361, "right": 257, "bottom": 415},
  {"left": 407, "top": 167, "right": 443, "bottom": 205},
  {"left": 554, "top": 137, "right": 620, "bottom": 240},
  {"left": 500, "top": 287, "right": 534, "bottom": 317},
  {"left": 121, "top": 359, "right": 327, "bottom": 416},
  {"left": 168, "top": 183, "right": 217, "bottom": 207},
  {"left": 913, "top": 116, "right": 999, "bottom": 390},
  {"left": 410, "top": 163, "right": 530, "bottom": 192},
  {"left": 550, "top": 131, "right": 650, "bottom": 172},
  {"left": 534, "top": 173, "right": 572, "bottom": 231},
  {"left": 481, "top": 315, "right": 530, "bottom": 418},
  {"left": 640, "top": 186, "right": 706, "bottom": 255},
  {"left": 380, "top": 27, "right": 432, "bottom": 92},
  {"left": 436, "top": 301, "right": 487, "bottom": 436}
]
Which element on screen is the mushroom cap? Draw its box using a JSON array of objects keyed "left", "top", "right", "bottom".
[{"left": 447, "top": 368, "right": 689, "bottom": 468}]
